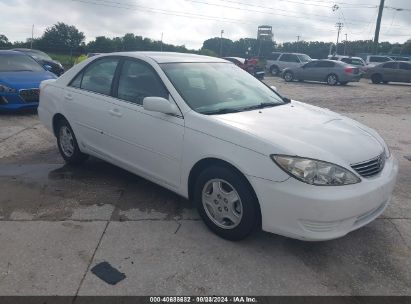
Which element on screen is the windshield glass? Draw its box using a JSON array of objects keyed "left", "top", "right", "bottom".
[
  {"left": 22, "top": 50, "right": 52, "bottom": 61},
  {"left": 298, "top": 54, "right": 311, "bottom": 62},
  {"left": 161, "top": 62, "right": 284, "bottom": 114},
  {"left": 0, "top": 54, "right": 45, "bottom": 72}
]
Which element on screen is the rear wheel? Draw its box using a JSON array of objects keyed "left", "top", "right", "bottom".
[
  {"left": 270, "top": 65, "right": 280, "bottom": 76},
  {"left": 371, "top": 73, "right": 382, "bottom": 84},
  {"left": 326, "top": 74, "right": 338, "bottom": 85},
  {"left": 194, "top": 166, "right": 260, "bottom": 241},
  {"left": 56, "top": 119, "right": 88, "bottom": 164},
  {"left": 283, "top": 71, "right": 294, "bottom": 82}
]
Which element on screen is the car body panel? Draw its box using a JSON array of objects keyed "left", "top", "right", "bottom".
[
  {"left": 365, "top": 61, "right": 411, "bottom": 83},
  {"left": 38, "top": 51, "right": 397, "bottom": 241}
]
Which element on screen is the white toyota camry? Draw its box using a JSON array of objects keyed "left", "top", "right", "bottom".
[{"left": 38, "top": 52, "right": 398, "bottom": 241}]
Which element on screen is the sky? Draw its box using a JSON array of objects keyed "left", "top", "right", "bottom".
[{"left": 0, "top": 0, "right": 410, "bottom": 49}]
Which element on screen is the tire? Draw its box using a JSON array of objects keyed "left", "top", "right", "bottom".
[
  {"left": 340, "top": 81, "right": 348, "bottom": 85},
  {"left": 56, "top": 118, "right": 88, "bottom": 164},
  {"left": 371, "top": 73, "right": 382, "bottom": 84},
  {"left": 283, "top": 71, "right": 294, "bottom": 82},
  {"left": 194, "top": 166, "right": 260, "bottom": 241},
  {"left": 326, "top": 73, "right": 338, "bottom": 85},
  {"left": 270, "top": 65, "right": 280, "bottom": 76}
]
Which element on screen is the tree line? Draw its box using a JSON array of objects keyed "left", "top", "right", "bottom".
[{"left": 1, "top": 22, "right": 410, "bottom": 60}]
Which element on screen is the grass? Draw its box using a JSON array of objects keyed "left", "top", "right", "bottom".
[{"left": 47, "top": 53, "right": 78, "bottom": 69}]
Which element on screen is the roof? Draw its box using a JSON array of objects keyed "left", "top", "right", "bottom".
[
  {"left": 0, "top": 50, "right": 27, "bottom": 55},
  {"left": 110, "top": 51, "right": 227, "bottom": 63}
]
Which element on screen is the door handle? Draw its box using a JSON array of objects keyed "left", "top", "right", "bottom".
[
  {"left": 109, "top": 108, "right": 123, "bottom": 117},
  {"left": 64, "top": 93, "right": 73, "bottom": 100}
]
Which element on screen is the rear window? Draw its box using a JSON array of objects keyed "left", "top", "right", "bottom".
[
  {"left": 279, "top": 54, "right": 299, "bottom": 63},
  {"left": 297, "top": 54, "right": 311, "bottom": 63},
  {"left": 341, "top": 58, "right": 364, "bottom": 66}
]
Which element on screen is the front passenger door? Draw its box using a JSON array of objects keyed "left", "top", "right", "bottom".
[{"left": 102, "top": 59, "right": 185, "bottom": 189}]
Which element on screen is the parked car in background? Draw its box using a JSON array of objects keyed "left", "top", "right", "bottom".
[
  {"left": 266, "top": 52, "right": 312, "bottom": 75},
  {"left": 388, "top": 56, "right": 410, "bottom": 61},
  {"left": 282, "top": 59, "right": 361, "bottom": 85},
  {"left": 365, "top": 55, "right": 394, "bottom": 67},
  {"left": 39, "top": 52, "right": 397, "bottom": 241},
  {"left": 12, "top": 48, "right": 64, "bottom": 76},
  {"left": 365, "top": 61, "right": 411, "bottom": 84},
  {"left": 223, "top": 57, "right": 264, "bottom": 79},
  {"left": 328, "top": 55, "right": 367, "bottom": 73},
  {"left": 0, "top": 50, "right": 57, "bottom": 111}
]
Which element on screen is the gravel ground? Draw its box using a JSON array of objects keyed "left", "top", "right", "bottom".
[{"left": 0, "top": 77, "right": 410, "bottom": 296}]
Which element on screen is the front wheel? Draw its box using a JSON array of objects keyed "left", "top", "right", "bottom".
[
  {"left": 56, "top": 119, "right": 88, "bottom": 164},
  {"left": 270, "top": 65, "right": 280, "bottom": 76},
  {"left": 283, "top": 71, "right": 294, "bottom": 82},
  {"left": 194, "top": 166, "right": 260, "bottom": 241},
  {"left": 326, "top": 74, "right": 338, "bottom": 85}
]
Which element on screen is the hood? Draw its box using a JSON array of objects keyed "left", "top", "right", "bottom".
[
  {"left": 211, "top": 101, "right": 385, "bottom": 165},
  {"left": 0, "top": 71, "right": 57, "bottom": 90}
]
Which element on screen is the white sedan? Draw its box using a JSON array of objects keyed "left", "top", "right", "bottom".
[{"left": 38, "top": 52, "right": 398, "bottom": 241}]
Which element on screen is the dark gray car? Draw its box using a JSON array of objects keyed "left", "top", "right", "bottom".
[
  {"left": 365, "top": 61, "right": 411, "bottom": 84},
  {"left": 282, "top": 59, "right": 361, "bottom": 85}
]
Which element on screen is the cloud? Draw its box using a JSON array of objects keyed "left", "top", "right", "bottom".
[{"left": 0, "top": 0, "right": 409, "bottom": 49}]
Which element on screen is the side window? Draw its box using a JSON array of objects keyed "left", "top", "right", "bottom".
[
  {"left": 70, "top": 73, "right": 82, "bottom": 88},
  {"left": 317, "top": 61, "right": 335, "bottom": 68},
  {"left": 399, "top": 62, "right": 411, "bottom": 70},
  {"left": 280, "top": 54, "right": 299, "bottom": 63},
  {"left": 117, "top": 60, "right": 168, "bottom": 105},
  {"left": 382, "top": 62, "right": 397, "bottom": 69},
  {"left": 303, "top": 61, "right": 319, "bottom": 68},
  {"left": 268, "top": 53, "right": 280, "bottom": 60},
  {"left": 81, "top": 58, "right": 119, "bottom": 95}
]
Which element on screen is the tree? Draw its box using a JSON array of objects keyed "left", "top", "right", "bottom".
[
  {"left": 87, "top": 36, "right": 117, "bottom": 52},
  {"left": 37, "top": 22, "right": 85, "bottom": 53},
  {"left": 401, "top": 39, "right": 411, "bottom": 55},
  {"left": 0, "top": 34, "right": 11, "bottom": 48}
]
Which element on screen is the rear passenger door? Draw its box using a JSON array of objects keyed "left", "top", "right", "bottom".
[
  {"left": 64, "top": 57, "right": 120, "bottom": 155},
  {"left": 315, "top": 61, "right": 336, "bottom": 81},
  {"left": 278, "top": 54, "right": 300, "bottom": 70}
]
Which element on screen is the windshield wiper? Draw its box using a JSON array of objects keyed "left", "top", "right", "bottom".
[
  {"left": 239, "top": 102, "right": 281, "bottom": 112},
  {"left": 201, "top": 108, "right": 242, "bottom": 115}
]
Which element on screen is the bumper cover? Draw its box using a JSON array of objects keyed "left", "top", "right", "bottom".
[{"left": 249, "top": 156, "right": 398, "bottom": 241}]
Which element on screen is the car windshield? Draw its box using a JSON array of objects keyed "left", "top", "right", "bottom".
[
  {"left": 22, "top": 50, "right": 52, "bottom": 61},
  {"left": 298, "top": 54, "right": 311, "bottom": 62},
  {"left": 0, "top": 54, "right": 45, "bottom": 72},
  {"left": 161, "top": 62, "right": 285, "bottom": 114}
]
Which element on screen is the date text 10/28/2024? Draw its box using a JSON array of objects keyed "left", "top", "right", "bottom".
[{"left": 149, "top": 297, "right": 258, "bottom": 303}]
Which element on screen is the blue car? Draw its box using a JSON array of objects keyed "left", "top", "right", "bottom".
[{"left": 0, "top": 50, "right": 57, "bottom": 111}]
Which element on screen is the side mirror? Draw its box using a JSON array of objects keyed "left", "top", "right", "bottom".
[
  {"left": 143, "top": 97, "right": 179, "bottom": 115},
  {"left": 270, "top": 85, "right": 277, "bottom": 92}
]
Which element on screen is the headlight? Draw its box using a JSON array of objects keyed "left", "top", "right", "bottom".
[
  {"left": 0, "top": 84, "right": 17, "bottom": 93},
  {"left": 271, "top": 155, "right": 361, "bottom": 186}
]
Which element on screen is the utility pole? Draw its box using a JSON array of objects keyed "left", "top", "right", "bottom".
[
  {"left": 335, "top": 22, "right": 343, "bottom": 55},
  {"left": 296, "top": 35, "right": 300, "bottom": 52},
  {"left": 160, "top": 32, "right": 163, "bottom": 52},
  {"left": 220, "top": 30, "right": 224, "bottom": 57},
  {"left": 344, "top": 33, "right": 348, "bottom": 55},
  {"left": 30, "top": 24, "right": 34, "bottom": 49},
  {"left": 373, "top": 0, "right": 385, "bottom": 54}
]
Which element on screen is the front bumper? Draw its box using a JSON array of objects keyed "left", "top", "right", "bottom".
[
  {"left": 0, "top": 94, "right": 39, "bottom": 111},
  {"left": 249, "top": 155, "right": 398, "bottom": 241}
]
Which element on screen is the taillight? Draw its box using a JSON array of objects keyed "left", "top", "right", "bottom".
[{"left": 344, "top": 67, "right": 354, "bottom": 73}]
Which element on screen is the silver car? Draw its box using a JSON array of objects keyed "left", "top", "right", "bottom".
[
  {"left": 365, "top": 61, "right": 411, "bottom": 84},
  {"left": 265, "top": 52, "right": 312, "bottom": 75},
  {"left": 282, "top": 59, "right": 361, "bottom": 85}
]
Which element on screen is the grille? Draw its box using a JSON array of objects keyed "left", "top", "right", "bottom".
[
  {"left": 19, "top": 89, "right": 39, "bottom": 103},
  {"left": 351, "top": 152, "right": 385, "bottom": 178}
]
